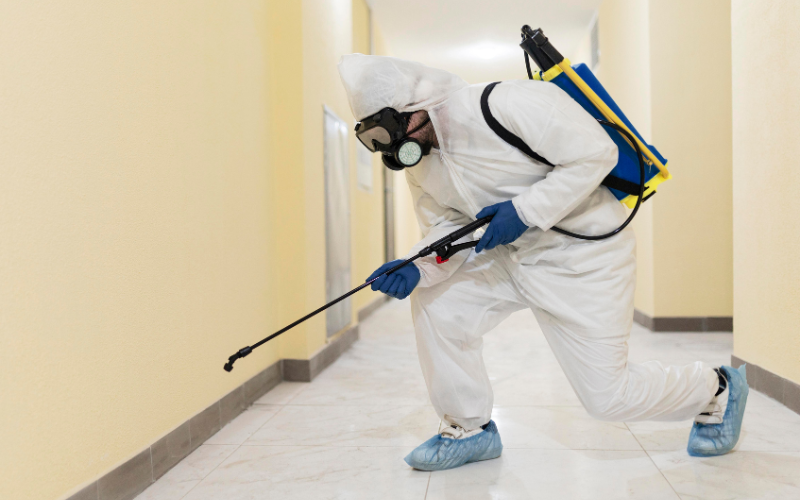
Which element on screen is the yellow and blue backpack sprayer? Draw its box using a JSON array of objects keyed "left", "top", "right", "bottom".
[
  {"left": 223, "top": 26, "right": 670, "bottom": 371},
  {"left": 516, "top": 25, "right": 671, "bottom": 209}
]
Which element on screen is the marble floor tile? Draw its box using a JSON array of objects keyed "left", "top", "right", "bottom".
[
  {"left": 245, "top": 404, "right": 439, "bottom": 447},
  {"left": 626, "top": 329, "right": 733, "bottom": 367},
  {"left": 490, "top": 368, "right": 583, "bottom": 407},
  {"left": 649, "top": 450, "right": 800, "bottom": 499},
  {"left": 205, "top": 406, "right": 282, "bottom": 445},
  {"left": 253, "top": 381, "right": 308, "bottom": 405},
  {"left": 318, "top": 348, "right": 421, "bottom": 378},
  {"left": 359, "top": 300, "right": 417, "bottom": 336},
  {"left": 748, "top": 390, "right": 781, "bottom": 408},
  {"left": 287, "top": 370, "right": 431, "bottom": 406},
  {"left": 135, "top": 298, "right": 800, "bottom": 500},
  {"left": 328, "top": 338, "right": 420, "bottom": 369},
  {"left": 673, "top": 350, "right": 733, "bottom": 368},
  {"left": 624, "top": 420, "right": 694, "bottom": 452},
  {"left": 732, "top": 404, "right": 800, "bottom": 451},
  {"left": 627, "top": 348, "right": 707, "bottom": 365},
  {"left": 183, "top": 446, "right": 429, "bottom": 500},
  {"left": 137, "top": 444, "right": 237, "bottom": 500},
  {"left": 137, "top": 477, "right": 200, "bottom": 500},
  {"left": 626, "top": 403, "right": 800, "bottom": 452},
  {"left": 426, "top": 449, "right": 679, "bottom": 500},
  {"left": 494, "top": 406, "right": 643, "bottom": 450}
]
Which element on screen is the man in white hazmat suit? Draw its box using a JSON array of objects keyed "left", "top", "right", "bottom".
[{"left": 338, "top": 54, "right": 748, "bottom": 471}]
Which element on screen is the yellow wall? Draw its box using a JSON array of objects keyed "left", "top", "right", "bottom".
[
  {"left": 732, "top": 0, "right": 800, "bottom": 383},
  {"left": 648, "top": 0, "right": 733, "bottom": 317},
  {"left": 0, "top": 2, "right": 279, "bottom": 499},
  {"left": 598, "top": 0, "right": 656, "bottom": 314},
  {"left": 351, "top": 0, "right": 387, "bottom": 306},
  {"left": 598, "top": 0, "right": 732, "bottom": 318},
  {"left": 267, "top": 0, "right": 309, "bottom": 360},
  {"left": 0, "top": 1, "right": 386, "bottom": 499},
  {"left": 299, "top": 0, "right": 354, "bottom": 355}
]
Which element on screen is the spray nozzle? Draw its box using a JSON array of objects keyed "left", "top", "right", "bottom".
[{"left": 223, "top": 346, "right": 253, "bottom": 372}]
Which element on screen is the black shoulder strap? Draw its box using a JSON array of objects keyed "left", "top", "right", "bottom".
[
  {"left": 481, "top": 82, "right": 554, "bottom": 167},
  {"left": 600, "top": 175, "right": 643, "bottom": 197},
  {"left": 480, "top": 81, "right": 642, "bottom": 197}
]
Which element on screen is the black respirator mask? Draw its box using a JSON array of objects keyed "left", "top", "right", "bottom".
[{"left": 354, "top": 107, "right": 432, "bottom": 171}]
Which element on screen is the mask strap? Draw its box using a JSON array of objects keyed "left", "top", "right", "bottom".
[{"left": 406, "top": 116, "right": 431, "bottom": 137}]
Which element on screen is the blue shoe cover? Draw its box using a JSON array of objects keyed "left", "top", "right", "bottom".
[
  {"left": 687, "top": 365, "right": 749, "bottom": 457},
  {"left": 404, "top": 420, "right": 503, "bottom": 471}
]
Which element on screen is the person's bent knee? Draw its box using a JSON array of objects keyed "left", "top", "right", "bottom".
[
  {"left": 583, "top": 402, "right": 621, "bottom": 421},
  {"left": 580, "top": 390, "right": 628, "bottom": 421}
]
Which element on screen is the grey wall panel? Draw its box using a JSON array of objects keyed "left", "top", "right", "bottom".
[{"left": 323, "top": 107, "right": 351, "bottom": 336}]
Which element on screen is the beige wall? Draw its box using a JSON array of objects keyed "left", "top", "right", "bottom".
[
  {"left": 598, "top": 0, "right": 732, "bottom": 318},
  {"left": 648, "top": 0, "right": 733, "bottom": 317},
  {"left": 570, "top": 14, "right": 595, "bottom": 69},
  {"left": 299, "top": 0, "right": 356, "bottom": 356},
  {"left": 0, "top": 1, "right": 386, "bottom": 499},
  {"left": 267, "top": 0, "right": 309, "bottom": 360},
  {"left": 732, "top": 0, "right": 800, "bottom": 383},
  {"left": 351, "top": 0, "right": 388, "bottom": 305},
  {"left": 0, "top": 2, "right": 279, "bottom": 499},
  {"left": 598, "top": 0, "right": 656, "bottom": 314}
]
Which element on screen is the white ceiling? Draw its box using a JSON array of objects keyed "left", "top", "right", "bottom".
[{"left": 367, "top": 0, "right": 600, "bottom": 84}]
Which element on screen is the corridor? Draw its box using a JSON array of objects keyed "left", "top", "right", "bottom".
[{"left": 138, "top": 300, "right": 800, "bottom": 500}]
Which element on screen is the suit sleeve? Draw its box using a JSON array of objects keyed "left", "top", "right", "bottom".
[
  {"left": 401, "top": 170, "right": 474, "bottom": 288},
  {"left": 491, "top": 82, "right": 619, "bottom": 231}
]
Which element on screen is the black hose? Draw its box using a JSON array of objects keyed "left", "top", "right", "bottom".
[
  {"left": 524, "top": 52, "right": 534, "bottom": 80},
  {"left": 550, "top": 119, "right": 646, "bottom": 241},
  {"left": 223, "top": 217, "right": 495, "bottom": 372}
]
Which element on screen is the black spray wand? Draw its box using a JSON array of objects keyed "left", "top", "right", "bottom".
[{"left": 223, "top": 215, "right": 493, "bottom": 372}]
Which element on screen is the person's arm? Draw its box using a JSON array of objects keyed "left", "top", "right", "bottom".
[
  {"left": 401, "top": 170, "right": 474, "bottom": 288},
  {"left": 491, "top": 81, "right": 619, "bottom": 231}
]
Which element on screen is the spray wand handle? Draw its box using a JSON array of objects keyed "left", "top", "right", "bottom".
[{"left": 223, "top": 215, "right": 493, "bottom": 372}]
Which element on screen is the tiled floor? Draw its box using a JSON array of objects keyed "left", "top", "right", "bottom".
[{"left": 137, "top": 300, "right": 800, "bottom": 500}]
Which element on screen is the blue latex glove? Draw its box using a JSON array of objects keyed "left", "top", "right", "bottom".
[
  {"left": 366, "top": 260, "right": 421, "bottom": 300},
  {"left": 475, "top": 200, "right": 529, "bottom": 253}
]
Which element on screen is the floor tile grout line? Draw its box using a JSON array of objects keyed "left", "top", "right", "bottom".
[
  {"left": 257, "top": 403, "right": 438, "bottom": 407},
  {"left": 625, "top": 422, "right": 682, "bottom": 500},
  {"left": 423, "top": 472, "right": 432, "bottom": 500},
  {"left": 644, "top": 450, "right": 683, "bottom": 500},
  {"left": 622, "top": 422, "right": 645, "bottom": 452},
  {"left": 233, "top": 443, "right": 659, "bottom": 451},
  {"left": 145, "top": 304, "right": 745, "bottom": 498},
  {"left": 151, "top": 439, "right": 800, "bottom": 453},
  {"left": 281, "top": 381, "right": 313, "bottom": 405},
  {"left": 175, "top": 404, "right": 291, "bottom": 500},
  {"left": 252, "top": 382, "right": 312, "bottom": 407},
  {"left": 175, "top": 440, "right": 245, "bottom": 500},
  {"left": 250, "top": 403, "right": 598, "bottom": 408},
  {"left": 239, "top": 401, "right": 290, "bottom": 443}
]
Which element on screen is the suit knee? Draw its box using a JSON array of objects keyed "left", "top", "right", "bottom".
[
  {"left": 578, "top": 374, "right": 630, "bottom": 421},
  {"left": 583, "top": 401, "right": 621, "bottom": 421}
]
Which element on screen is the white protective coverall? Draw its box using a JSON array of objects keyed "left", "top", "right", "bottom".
[{"left": 339, "top": 54, "right": 718, "bottom": 431}]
